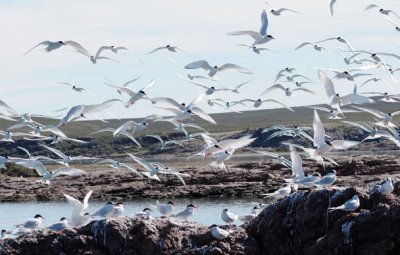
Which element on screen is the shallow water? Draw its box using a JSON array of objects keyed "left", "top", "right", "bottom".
[{"left": 0, "top": 197, "right": 264, "bottom": 232}]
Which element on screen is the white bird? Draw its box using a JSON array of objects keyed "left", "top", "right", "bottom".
[
  {"left": 385, "top": 16, "right": 400, "bottom": 32},
  {"left": 229, "top": 80, "right": 252, "bottom": 93},
  {"left": 209, "top": 148, "right": 234, "bottom": 171},
  {"left": 236, "top": 44, "right": 278, "bottom": 55},
  {"left": 289, "top": 144, "right": 305, "bottom": 178},
  {"left": 172, "top": 204, "right": 197, "bottom": 222},
  {"left": 238, "top": 206, "right": 261, "bottom": 223},
  {"left": 275, "top": 67, "right": 296, "bottom": 82},
  {"left": 311, "top": 106, "right": 358, "bottom": 119},
  {"left": 58, "top": 99, "right": 122, "bottom": 126},
  {"left": 252, "top": 150, "right": 291, "bottom": 168},
  {"left": 1, "top": 229, "right": 11, "bottom": 239},
  {"left": 352, "top": 106, "right": 400, "bottom": 128},
  {"left": 308, "top": 110, "right": 359, "bottom": 165},
  {"left": 365, "top": 4, "right": 400, "bottom": 19},
  {"left": 91, "top": 202, "right": 115, "bottom": 218},
  {"left": 361, "top": 92, "right": 400, "bottom": 102},
  {"left": 97, "top": 159, "right": 144, "bottom": 178},
  {"left": 146, "top": 135, "right": 184, "bottom": 150},
  {"left": 221, "top": 208, "right": 239, "bottom": 224},
  {"left": 227, "top": 10, "right": 275, "bottom": 47},
  {"left": 41, "top": 144, "right": 96, "bottom": 166},
  {"left": 14, "top": 159, "right": 86, "bottom": 183},
  {"left": 265, "top": 2, "right": 300, "bottom": 16},
  {"left": 261, "top": 84, "right": 316, "bottom": 97},
  {"left": 0, "top": 130, "right": 30, "bottom": 143},
  {"left": 107, "top": 80, "right": 155, "bottom": 107},
  {"left": 147, "top": 45, "right": 187, "bottom": 54},
  {"left": 261, "top": 185, "right": 292, "bottom": 199},
  {"left": 295, "top": 42, "right": 324, "bottom": 51},
  {"left": 233, "top": 98, "right": 294, "bottom": 111},
  {"left": 64, "top": 190, "right": 93, "bottom": 227},
  {"left": 86, "top": 45, "right": 126, "bottom": 63},
  {"left": 105, "top": 77, "right": 141, "bottom": 95},
  {"left": 47, "top": 217, "right": 68, "bottom": 232},
  {"left": 275, "top": 73, "right": 313, "bottom": 83},
  {"left": 155, "top": 119, "right": 208, "bottom": 137},
  {"left": 152, "top": 94, "right": 216, "bottom": 125},
  {"left": 347, "top": 50, "right": 400, "bottom": 83},
  {"left": 210, "top": 224, "right": 230, "bottom": 240},
  {"left": 91, "top": 128, "right": 142, "bottom": 147},
  {"left": 24, "top": 40, "right": 90, "bottom": 56},
  {"left": 113, "top": 114, "right": 161, "bottom": 136},
  {"left": 59, "top": 82, "right": 95, "bottom": 97},
  {"left": 377, "top": 178, "right": 395, "bottom": 196},
  {"left": 316, "top": 36, "right": 355, "bottom": 52},
  {"left": 314, "top": 171, "right": 337, "bottom": 189},
  {"left": 328, "top": 195, "right": 360, "bottom": 211},
  {"left": 194, "top": 134, "right": 256, "bottom": 159},
  {"left": 181, "top": 78, "right": 234, "bottom": 95},
  {"left": 24, "top": 135, "right": 89, "bottom": 145},
  {"left": 263, "top": 125, "right": 314, "bottom": 142},
  {"left": 342, "top": 121, "right": 398, "bottom": 143},
  {"left": 156, "top": 201, "right": 175, "bottom": 216},
  {"left": 16, "top": 214, "right": 45, "bottom": 230},
  {"left": 135, "top": 208, "right": 153, "bottom": 219},
  {"left": 330, "top": 0, "right": 337, "bottom": 16},
  {"left": 113, "top": 202, "right": 125, "bottom": 217},
  {"left": 127, "top": 154, "right": 189, "bottom": 185},
  {"left": 359, "top": 77, "right": 382, "bottom": 88},
  {"left": 184, "top": 60, "right": 252, "bottom": 77},
  {"left": 318, "top": 71, "right": 373, "bottom": 110}
]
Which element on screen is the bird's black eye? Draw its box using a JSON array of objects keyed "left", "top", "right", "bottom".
[
  {"left": 58, "top": 41, "right": 63, "bottom": 44},
  {"left": 187, "top": 110, "right": 192, "bottom": 113},
  {"left": 214, "top": 66, "right": 218, "bottom": 68},
  {"left": 211, "top": 86, "right": 215, "bottom": 89},
  {"left": 166, "top": 44, "right": 170, "bottom": 47},
  {"left": 139, "top": 90, "right": 146, "bottom": 94}
]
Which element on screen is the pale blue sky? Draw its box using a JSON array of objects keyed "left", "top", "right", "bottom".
[{"left": 0, "top": 0, "right": 399, "bottom": 119}]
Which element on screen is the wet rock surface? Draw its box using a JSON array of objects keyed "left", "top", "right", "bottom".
[
  {"left": 3, "top": 187, "right": 400, "bottom": 254},
  {"left": 0, "top": 155, "right": 399, "bottom": 202}
]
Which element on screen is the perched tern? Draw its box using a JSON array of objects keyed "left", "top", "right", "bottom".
[
  {"left": 47, "top": 217, "right": 68, "bottom": 232},
  {"left": 172, "top": 204, "right": 197, "bottom": 222},
  {"left": 91, "top": 202, "right": 115, "bottom": 218},
  {"left": 210, "top": 224, "right": 230, "bottom": 240},
  {"left": 221, "top": 208, "right": 239, "bottom": 225},
  {"left": 328, "top": 195, "right": 360, "bottom": 212}
]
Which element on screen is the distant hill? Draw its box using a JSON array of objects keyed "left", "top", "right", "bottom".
[{"left": 4, "top": 97, "right": 397, "bottom": 137}]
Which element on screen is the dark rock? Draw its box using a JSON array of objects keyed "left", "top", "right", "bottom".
[
  {"left": 247, "top": 187, "right": 400, "bottom": 255},
  {"left": 0, "top": 218, "right": 258, "bottom": 255}
]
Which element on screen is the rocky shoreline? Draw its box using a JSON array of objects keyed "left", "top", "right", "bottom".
[
  {"left": 0, "top": 155, "right": 399, "bottom": 202},
  {"left": 2, "top": 186, "right": 400, "bottom": 255}
]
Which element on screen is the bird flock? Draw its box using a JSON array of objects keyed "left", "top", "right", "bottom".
[{"left": 1, "top": 1, "right": 400, "bottom": 241}]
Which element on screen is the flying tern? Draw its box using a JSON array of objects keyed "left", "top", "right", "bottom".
[{"left": 227, "top": 10, "right": 275, "bottom": 47}]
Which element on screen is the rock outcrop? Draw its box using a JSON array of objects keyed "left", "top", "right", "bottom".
[
  {"left": 248, "top": 186, "right": 400, "bottom": 255},
  {"left": 3, "top": 187, "right": 400, "bottom": 255},
  {"left": 0, "top": 218, "right": 258, "bottom": 255}
]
